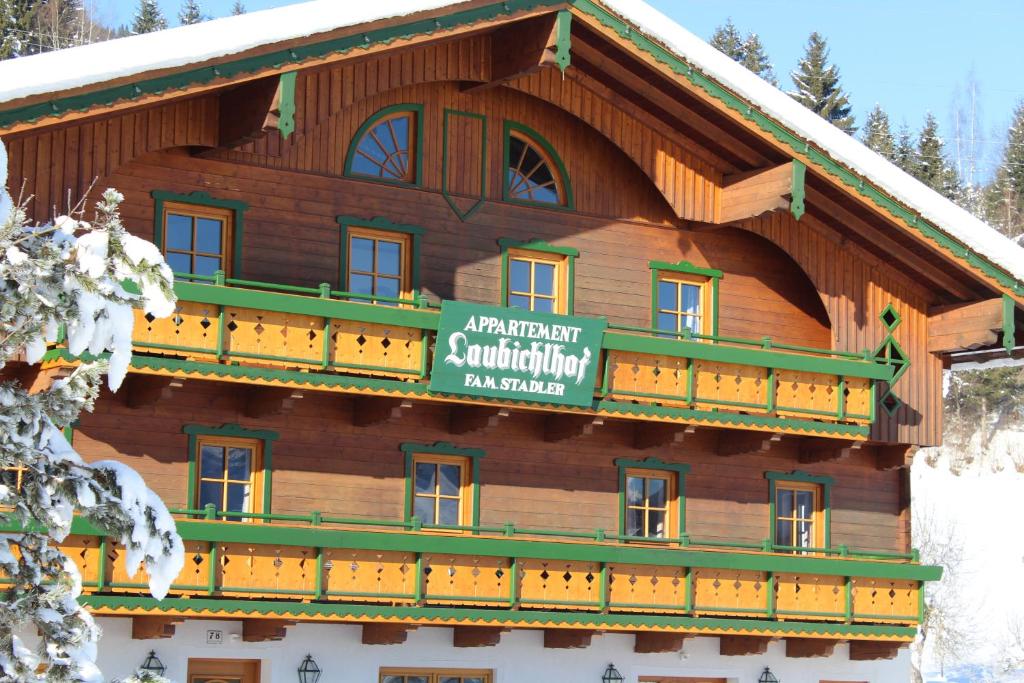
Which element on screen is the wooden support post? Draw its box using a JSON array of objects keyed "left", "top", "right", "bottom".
[
  {"left": 352, "top": 397, "right": 413, "bottom": 427},
  {"left": 543, "top": 629, "right": 594, "bottom": 649},
  {"left": 876, "top": 444, "right": 917, "bottom": 470},
  {"left": 798, "top": 438, "right": 862, "bottom": 464},
  {"left": 849, "top": 640, "right": 903, "bottom": 660},
  {"left": 928, "top": 298, "right": 1006, "bottom": 353},
  {"left": 719, "top": 635, "right": 771, "bottom": 656},
  {"left": 131, "top": 616, "right": 182, "bottom": 640},
  {"left": 361, "top": 623, "right": 416, "bottom": 645},
  {"left": 449, "top": 405, "right": 509, "bottom": 435},
  {"left": 633, "top": 423, "right": 695, "bottom": 450},
  {"left": 453, "top": 626, "right": 505, "bottom": 648},
  {"left": 717, "top": 161, "right": 803, "bottom": 224},
  {"left": 242, "top": 387, "right": 302, "bottom": 418},
  {"left": 544, "top": 415, "right": 603, "bottom": 442},
  {"left": 241, "top": 619, "right": 294, "bottom": 642},
  {"left": 633, "top": 631, "right": 687, "bottom": 653},
  {"left": 716, "top": 431, "right": 781, "bottom": 457},
  {"left": 785, "top": 637, "right": 836, "bottom": 658},
  {"left": 463, "top": 11, "right": 569, "bottom": 92},
  {"left": 123, "top": 375, "right": 178, "bottom": 409}
]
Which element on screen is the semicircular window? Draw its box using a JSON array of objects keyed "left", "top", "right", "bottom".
[
  {"left": 505, "top": 131, "right": 567, "bottom": 206},
  {"left": 348, "top": 109, "right": 418, "bottom": 183}
]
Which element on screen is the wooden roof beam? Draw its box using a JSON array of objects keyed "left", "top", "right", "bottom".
[
  {"left": 718, "top": 161, "right": 804, "bottom": 225},
  {"left": 849, "top": 640, "right": 904, "bottom": 660},
  {"left": 633, "top": 631, "right": 687, "bottom": 653},
  {"left": 785, "top": 637, "right": 837, "bottom": 658},
  {"left": 453, "top": 626, "right": 506, "bottom": 648},
  {"left": 633, "top": 423, "right": 696, "bottom": 450},
  {"left": 449, "top": 405, "right": 510, "bottom": 436},
  {"left": 242, "top": 619, "right": 294, "bottom": 642},
  {"left": 798, "top": 438, "right": 862, "bottom": 464},
  {"left": 218, "top": 72, "right": 296, "bottom": 149},
  {"left": 544, "top": 414, "right": 604, "bottom": 442},
  {"left": 928, "top": 297, "right": 1009, "bottom": 353},
  {"left": 361, "top": 622, "right": 415, "bottom": 645},
  {"left": 463, "top": 11, "right": 569, "bottom": 93},
  {"left": 719, "top": 635, "right": 772, "bottom": 656},
  {"left": 131, "top": 616, "right": 182, "bottom": 640},
  {"left": 716, "top": 430, "right": 782, "bottom": 457},
  {"left": 543, "top": 629, "right": 594, "bottom": 649}
]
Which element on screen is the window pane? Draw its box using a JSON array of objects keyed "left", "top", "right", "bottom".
[
  {"left": 509, "top": 259, "right": 531, "bottom": 293},
  {"left": 534, "top": 262, "right": 555, "bottom": 296},
  {"left": 195, "top": 217, "right": 223, "bottom": 254},
  {"left": 389, "top": 116, "right": 409, "bottom": 146},
  {"left": 438, "top": 497, "right": 459, "bottom": 526},
  {"left": 198, "top": 481, "right": 223, "bottom": 510},
  {"left": 626, "top": 476, "right": 644, "bottom": 505},
  {"left": 647, "top": 478, "right": 667, "bottom": 508},
  {"left": 647, "top": 510, "right": 667, "bottom": 538},
  {"left": 377, "top": 241, "right": 401, "bottom": 276},
  {"left": 682, "top": 315, "right": 700, "bottom": 335},
  {"left": 166, "top": 252, "right": 191, "bottom": 275},
  {"left": 227, "top": 447, "right": 252, "bottom": 481},
  {"left": 349, "top": 273, "right": 374, "bottom": 296},
  {"left": 194, "top": 255, "right": 221, "bottom": 277},
  {"left": 376, "top": 276, "right": 400, "bottom": 300},
  {"left": 226, "top": 482, "right": 251, "bottom": 513},
  {"left": 776, "top": 520, "right": 792, "bottom": 547},
  {"left": 533, "top": 297, "right": 554, "bottom": 313},
  {"left": 350, "top": 237, "right": 374, "bottom": 272},
  {"left": 200, "top": 445, "right": 224, "bottom": 478},
  {"left": 530, "top": 184, "right": 559, "bottom": 204},
  {"left": 413, "top": 495, "right": 435, "bottom": 525},
  {"left": 351, "top": 154, "right": 381, "bottom": 177},
  {"left": 795, "top": 490, "right": 814, "bottom": 518},
  {"left": 166, "top": 214, "right": 192, "bottom": 250},
  {"left": 658, "top": 280, "right": 677, "bottom": 311},
  {"left": 508, "top": 294, "right": 531, "bottom": 310},
  {"left": 415, "top": 462, "right": 436, "bottom": 494},
  {"left": 680, "top": 284, "right": 701, "bottom": 315},
  {"left": 626, "top": 507, "right": 644, "bottom": 537},
  {"left": 776, "top": 489, "right": 794, "bottom": 518},
  {"left": 657, "top": 312, "right": 678, "bottom": 332},
  {"left": 797, "top": 520, "right": 814, "bottom": 548},
  {"left": 438, "top": 464, "right": 461, "bottom": 496}
]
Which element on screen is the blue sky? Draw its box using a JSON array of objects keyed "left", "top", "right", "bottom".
[{"left": 100, "top": 0, "right": 1024, "bottom": 177}]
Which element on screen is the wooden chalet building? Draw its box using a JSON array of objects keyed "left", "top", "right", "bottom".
[{"left": 3, "top": 0, "right": 1023, "bottom": 681}]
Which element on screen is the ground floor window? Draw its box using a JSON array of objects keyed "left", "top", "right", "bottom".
[
  {"left": 187, "top": 658, "right": 260, "bottom": 683},
  {"left": 380, "top": 669, "right": 491, "bottom": 683},
  {"left": 639, "top": 678, "right": 726, "bottom": 683}
]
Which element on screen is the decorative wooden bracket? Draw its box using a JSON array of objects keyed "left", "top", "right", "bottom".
[
  {"left": 633, "top": 423, "right": 695, "bottom": 450},
  {"left": 463, "top": 10, "right": 571, "bottom": 93},
  {"left": 876, "top": 444, "right": 918, "bottom": 471},
  {"left": 543, "top": 629, "right": 594, "bottom": 649},
  {"left": 544, "top": 414, "right": 604, "bottom": 442},
  {"left": 785, "top": 637, "right": 837, "bottom": 658},
  {"left": 122, "top": 375, "right": 179, "bottom": 409},
  {"left": 798, "top": 438, "right": 862, "bottom": 464},
  {"left": 242, "top": 387, "right": 302, "bottom": 418},
  {"left": 352, "top": 397, "right": 413, "bottom": 427},
  {"left": 453, "top": 626, "right": 506, "bottom": 647},
  {"left": 719, "top": 635, "right": 772, "bottom": 656},
  {"left": 849, "top": 640, "right": 903, "bottom": 660},
  {"left": 928, "top": 297, "right": 1011, "bottom": 353},
  {"left": 449, "top": 405, "right": 510, "bottom": 435},
  {"left": 633, "top": 631, "right": 687, "bottom": 653},
  {"left": 717, "top": 160, "right": 805, "bottom": 224},
  {"left": 218, "top": 71, "right": 296, "bottom": 148},
  {"left": 242, "top": 619, "right": 294, "bottom": 642},
  {"left": 131, "top": 616, "right": 182, "bottom": 640},
  {"left": 716, "top": 431, "right": 781, "bottom": 457},
  {"left": 362, "top": 623, "right": 416, "bottom": 645}
]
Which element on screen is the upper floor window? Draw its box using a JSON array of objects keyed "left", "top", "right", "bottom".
[
  {"left": 152, "top": 191, "right": 247, "bottom": 281},
  {"left": 767, "top": 471, "right": 833, "bottom": 554},
  {"left": 401, "top": 442, "right": 484, "bottom": 531},
  {"left": 503, "top": 121, "right": 573, "bottom": 208},
  {"left": 346, "top": 105, "right": 423, "bottom": 185},
  {"left": 184, "top": 424, "right": 278, "bottom": 521},
  {"left": 616, "top": 457, "right": 689, "bottom": 542},
  {"left": 499, "top": 239, "right": 578, "bottom": 315},
  {"left": 338, "top": 217, "right": 423, "bottom": 306},
  {"left": 650, "top": 261, "right": 722, "bottom": 338}
]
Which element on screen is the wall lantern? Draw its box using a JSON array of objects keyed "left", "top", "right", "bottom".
[
  {"left": 298, "top": 654, "right": 322, "bottom": 683},
  {"left": 139, "top": 651, "right": 166, "bottom": 677},
  {"left": 602, "top": 663, "right": 624, "bottom": 683},
  {"left": 758, "top": 667, "right": 779, "bottom": 683}
]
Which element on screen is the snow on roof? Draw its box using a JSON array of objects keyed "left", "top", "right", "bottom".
[{"left": 1, "top": 0, "right": 1022, "bottom": 288}]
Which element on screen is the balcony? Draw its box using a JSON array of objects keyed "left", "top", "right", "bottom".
[
  {"left": 61, "top": 510, "right": 937, "bottom": 642},
  {"left": 45, "top": 274, "right": 891, "bottom": 438}
]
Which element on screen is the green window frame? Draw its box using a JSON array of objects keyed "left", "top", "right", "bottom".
[
  {"left": 766, "top": 470, "right": 834, "bottom": 551},
  {"left": 498, "top": 238, "right": 578, "bottom": 315},
  {"left": 502, "top": 120, "right": 574, "bottom": 210},
  {"left": 151, "top": 190, "right": 248, "bottom": 281},
  {"left": 344, "top": 103, "right": 424, "bottom": 187},
  {"left": 400, "top": 441, "right": 485, "bottom": 530},
  {"left": 649, "top": 260, "right": 723, "bottom": 338},
  {"left": 614, "top": 457, "right": 690, "bottom": 542},
  {"left": 337, "top": 216, "right": 424, "bottom": 305},
  {"left": 183, "top": 423, "right": 279, "bottom": 519}
]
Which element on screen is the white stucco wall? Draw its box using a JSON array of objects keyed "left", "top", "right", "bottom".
[{"left": 95, "top": 618, "right": 911, "bottom": 683}]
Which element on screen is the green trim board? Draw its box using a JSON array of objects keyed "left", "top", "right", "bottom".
[
  {"left": 552, "top": 9, "right": 573, "bottom": 74},
  {"left": 276, "top": 71, "right": 297, "bottom": 140},
  {"left": 790, "top": 159, "right": 807, "bottom": 220},
  {"left": 151, "top": 190, "right": 248, "bottom": 278},
  {"left": 182, "top": 423, "right": 279, "bottom": 517},
  {"left": 502, "top": 119, "right": 575, "bottom": 210},
  {"left": 400, "top": 441, "right": 486, "bottom": 528},
  {"left": 336, "top": 215, "right": 424, "bottom": 298},
  {"left": 441, "top": 108, "right": 488, "bottom": 221},
  {"left": 498, "top": 237, "right": 579, "bottom": 314},
  {"left": 615, "top": 457, "right": 691, "bottom": 540},
  {"left": 1003, "top": 293, "right": 1017, "bottom": 354},
  {"left": 344, "top": 103, "right": 425, "bottom": 187},
  {"left": 766, "top": 470, "right": 833, "bottom": 550},
  {"left": 649, "top": 260, "right": 722, "bottom": 337}
]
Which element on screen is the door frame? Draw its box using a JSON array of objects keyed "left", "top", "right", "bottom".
[{"left": 187, "top": 658, "right": 261, "bottom": 683}]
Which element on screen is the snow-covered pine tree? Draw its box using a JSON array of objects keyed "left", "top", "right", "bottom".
[
  {"left": 709, "top": 18, "right": 743, "bottom": 61},
  {"left": 740, "top": 33, "right": 776, "bottom": 85},
  {"left": 913, "top": 113, "right": 961, "bottom": 201},
  {"left": 178, "top": 0, "right": 203, "bottom": 26},
  {"left": 984, "top": 102, "right": 1024, "bottom": 239},
  {"left": 862, "top": 104, "right": 896, "bottom": 162},
  {"left": 131, "top": 0, "right": 165, "bottom": 34},
  {"left": 789, "top": 32, "right": 856, "bottom": 133},
  {"left": 0, "top": 0, "right": 39, "bottom": 59},
  {"left": 0, "top": 138, "right": 184, "bottom": 681},
  {"left": 230, "top": 0, "right": 244, "bottom": 15},
  {"left": 894, "top": 122, "right": 917, "bottom": 174}
]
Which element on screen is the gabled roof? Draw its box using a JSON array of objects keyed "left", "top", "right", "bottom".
[{"left": 0, "top": 0, "right": 1022, "bottom": 296}]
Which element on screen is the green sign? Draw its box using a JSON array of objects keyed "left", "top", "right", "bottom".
[{"left": 429, "top": 301, "right": 606, "bottom": 407}]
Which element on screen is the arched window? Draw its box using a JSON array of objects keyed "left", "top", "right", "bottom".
[
  {"left": 345, "top": 104, "right": 423, "bottom": 185},
  {"left": 503, "top": 122, "right": 572, "bottom": 208}
]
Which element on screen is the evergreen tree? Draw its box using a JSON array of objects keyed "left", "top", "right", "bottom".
[
  {"left": 709, "top": 18, "right": 743, "bottom": 61},
  {"left": 789, "top": 32, "right": 856, "bottom": 133},
  {"left": 0, "top": 0, "right": 39, "bottom": 59},
  {"left": 131, "top": 0, "right": 166, "bottom": 33},
  {"left": 913, "top": 113, "right": 961, "bottom": 201},
  {"left": 894, "top": 123, "right": 916, "bottom": 174},
  {"left": 984, "top": 102, "right": 1024, "bottom": 239},
  {"left": 230, "top": 0, "right": 244, "bottom": 14},
  {"left": 862, "top": 105, "right": 896, "bottom": 162},
  {"left": 178, "top": 0, "right": 203, "bottom": 25},
  {"left": 740, "top": 32, "right": 776, "bottom": 85}
]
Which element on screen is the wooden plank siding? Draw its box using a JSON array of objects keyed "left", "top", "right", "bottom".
[{"left": 74, "top": 381, "right": 905, "bottom": 554}]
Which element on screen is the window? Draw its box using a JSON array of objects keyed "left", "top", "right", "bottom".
[
  {"left": 184, "top": 424, "right": 278, "bottom": 521},
  {"left": 615, "top": 457, "right": 689, "bottom": 541},
  {"left": 767, "top": 471, "right": 833, "bottom": 553},
  {"left": 380, "top": 670, "right": 491, "bottom": 683},
  {"left": 401, "top": 442, "right": 485, "bottom": 530},
  {"left": 162, "top": 202, "right": 233, "bottom": 279},
  {"left": 346, "top": 105, "right": 422, "bottom": 185},
  {"left": 1, "top": 465, "right": 26, "bottom": 494},
  {"left": 347, "top": 227, "right": 410, "bottom": 305},
  {"left": 187, "top": 659, "right": 260, "bottom": 683},
  {"left": 503, "top": 121, "right": 572, "bottom": 208},
  {"left": 650, "top": 261, "right": 722, "bottom": 338},
  {"left": 499, "top": 239, "right": 578, "bottom": 315}
]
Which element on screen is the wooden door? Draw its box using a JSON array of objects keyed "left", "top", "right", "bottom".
[
  {"left": 187, "top": 659, "right": 261, "bottom": 683},
  {"left": 639, "top": 678, "right": 726, "bottom": 683}
]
